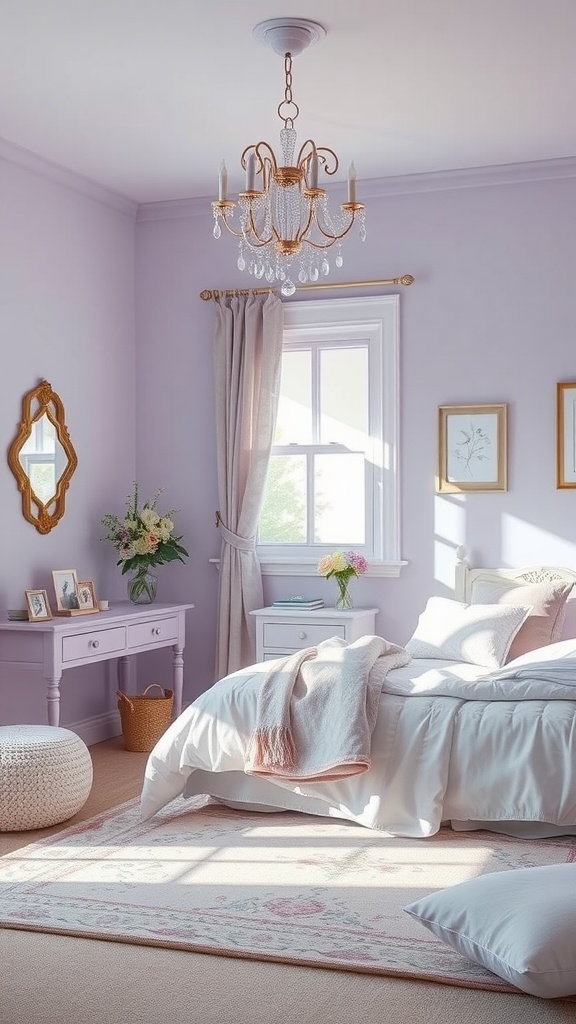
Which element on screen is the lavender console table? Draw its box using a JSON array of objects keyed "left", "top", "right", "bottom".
[{"left": 0, "top": 601, "right": 193, "bottom": 727}]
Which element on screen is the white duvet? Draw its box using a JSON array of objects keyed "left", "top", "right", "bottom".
[{"left": 140, "top": 638, "right": 576, "bottom": 837}]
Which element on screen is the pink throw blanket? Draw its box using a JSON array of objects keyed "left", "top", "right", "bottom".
[{"left": 246, "top": 635, "right": 410, "bottom": 782}]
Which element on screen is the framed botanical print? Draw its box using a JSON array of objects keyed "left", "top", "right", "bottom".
[
  {"left": 51, "top": 568, "right": 80, "bottom": 611},
  {"left": 25, "top": 588, "right": 52, "bottom": 622},
  {"left": 77, "top": 580, "right": 97, "bottom": 611},
  {"left": 437, "top": 404, "right": 507, "bottom": 492},
  {"left": 557, "top": 382, "right": 576, "bottom": 488}
]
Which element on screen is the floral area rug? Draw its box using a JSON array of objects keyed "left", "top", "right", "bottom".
[{"left": 1, "top": 795, "right": 576, "bottom": 993}]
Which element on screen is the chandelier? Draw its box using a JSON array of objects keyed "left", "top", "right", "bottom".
[{"left": 211, "top": 17, "right": 366, "bottom": 297}]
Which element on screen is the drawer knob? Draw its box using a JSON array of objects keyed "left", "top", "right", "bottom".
[
  {"left": 89, "top": 639, "right": 100, "bottom": 649},
  {"left": 152, "top": 627, "right": 161, "bottom": 636},
  {"left": 299, "top": 631, "right": 307, "bottom": 640}
]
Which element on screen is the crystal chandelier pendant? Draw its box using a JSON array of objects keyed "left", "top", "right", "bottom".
[{"left": 210, "top": 18, "right": 366, "bottom": 291}]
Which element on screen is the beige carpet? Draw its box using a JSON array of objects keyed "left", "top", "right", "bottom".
[{"left": 1, "top": 737, "right": 575, "bottom": 1024}]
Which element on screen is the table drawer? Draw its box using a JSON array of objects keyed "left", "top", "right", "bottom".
[
  {"left": 263, "top": 621, "right": 346, "bottom": 650},
  {"left": 62, "top": 626, "right": 126, "bottom": 663},
  {"left": 127, "top": 616, "right": 179, "bottom": 649}
]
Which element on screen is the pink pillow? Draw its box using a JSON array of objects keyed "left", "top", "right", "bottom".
[{"left": 470, "top": 580, "right": 573, "bottom": 662}]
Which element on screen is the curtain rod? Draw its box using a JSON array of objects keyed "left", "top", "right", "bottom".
[{"left": 199, "top": 274, "right": 414, "bottom": 301}]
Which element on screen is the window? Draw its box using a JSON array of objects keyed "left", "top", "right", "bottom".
[{"left": 258, "top": 295, "right": 403, "bottom": 577}]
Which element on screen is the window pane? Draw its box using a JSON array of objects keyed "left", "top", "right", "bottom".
[
  {"left": 259, "top": 454, "right": 307, "bottom": 543},
  {"left": 314, "top": 453, "right": 365, "bottom": 544},
  {"left": 274, "top": 350, "right": 312, "bottom": 444},
  {"left": 319, "top": 348, "right": 368, "bottom": 446}
]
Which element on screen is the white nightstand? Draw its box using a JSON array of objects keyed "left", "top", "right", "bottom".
[{"left": 250, "top": 606, "right": 380, "bottom": 662}]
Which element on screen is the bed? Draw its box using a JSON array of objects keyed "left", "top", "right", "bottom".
[{"left": 140, "top": 552, "right": 576, "bottom": 839}]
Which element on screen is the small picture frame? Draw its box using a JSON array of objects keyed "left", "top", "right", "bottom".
[
  {"left": 52, "top": 568, "right": 80, "bottom": 612},
  {"left": 77, "top": 580, "right": 97, "bottom": 611},
  {"left": 557, "top": 382, "right": 576, "bottom": 488},
  {"left": 437, "top": 403, "right": 507, "bottom": 493},
  {"left": 25, "top": 588, "right": 52, "bottom": 622}
]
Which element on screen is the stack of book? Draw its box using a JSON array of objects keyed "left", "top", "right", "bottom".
[{"left": 272, "top": 596, "right": 324, "bottom": 610}]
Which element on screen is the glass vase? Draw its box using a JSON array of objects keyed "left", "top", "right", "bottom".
[
  {"left": 127, "top": 567, "right": 158, "bottom": 605},
  {"left": 335, "top": 576, "right": 353, "bottom": 610}
]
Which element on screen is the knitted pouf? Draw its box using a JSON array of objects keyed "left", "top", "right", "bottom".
[{"left": 0, "top": 724, "right": 93, "bottom": 831}]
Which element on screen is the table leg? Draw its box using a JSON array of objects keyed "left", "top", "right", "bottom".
[
  {"left": 118, "top": 655, "right": 131, "bottom": 693},
  {"left": 46, "top": 677, "right": 61, "bottom": 726},
  {"left": 172, "top": 644, "right": 184, "bottom": 719}
]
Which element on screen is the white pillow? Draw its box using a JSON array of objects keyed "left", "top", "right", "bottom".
[
  {"left": 404, "top": 864, "right": 576, "bottom": 998},
  {"left": 405, "top": 596, "right": 532, "bottom": 669},
  {"left": 484, "top": 636, "right": 576, "bottom": 683}
]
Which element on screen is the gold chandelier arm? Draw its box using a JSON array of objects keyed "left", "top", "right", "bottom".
[
  {"left": 315, "top": 146, "right": 339, "bottom": 176},
  {"left": 296, "top": 139, "right": 316, "bottom": 168},
  {"left": 212, "top": 202, "right": 245, "bottom": 239},
  {"left": 242, "top": 204, "right": 274, "bottom": 248},
  {"left": 241, "top": 142, "right": 278, "bottom": 186},
  {"left": 304, "top": 206, "right": 364, "bottom": 248}
]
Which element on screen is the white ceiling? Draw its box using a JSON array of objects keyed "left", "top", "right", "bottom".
[{"left": 2, "top": 0, "right": 576, "bottom": 204}]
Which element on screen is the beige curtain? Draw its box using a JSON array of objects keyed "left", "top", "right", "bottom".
[{"left": 213, "top": 291, "right": 283, "bottom": 679}]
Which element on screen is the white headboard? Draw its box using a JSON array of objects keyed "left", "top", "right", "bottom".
[{"left": 455, "top": 546, "right": 576, "bottom": 603}]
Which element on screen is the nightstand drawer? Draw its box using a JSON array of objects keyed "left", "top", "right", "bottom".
[
  {"left": 263, "top": 621, "right": 346, "bottom": 650},
  {"left": 62, "top": 626, "right": 126, "bottom": 662},
  {"left": 127, "top": 616, "right": 179, "bottom": 649}
]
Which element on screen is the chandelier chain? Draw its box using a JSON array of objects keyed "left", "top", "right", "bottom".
[{"left": 278, "top": 54, "right": 298, "bottom": 129}]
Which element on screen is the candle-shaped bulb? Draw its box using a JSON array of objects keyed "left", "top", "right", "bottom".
[
  {"left": 310, "top": 154, "right": 319, "bottom": 190},
  {"left": 246, "top": 152, "right": 256, "bottom": 192},
  {"left": 348, "top": 162, "right": 357, "bottom": 203},
  {"left": 218, "top": 160, "right": 228, "bottom": 202}
]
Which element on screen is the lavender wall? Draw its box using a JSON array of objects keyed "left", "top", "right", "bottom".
[
  {"left": 136, "top": 167, "right": 576, "bottom": 701},
  {"left": 0, "top": 150, "right": 136, "bottom": 730}
]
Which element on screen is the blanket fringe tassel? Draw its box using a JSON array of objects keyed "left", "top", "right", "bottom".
[{"left": 249, "top": 727, "right": 297, "bottom": 772}]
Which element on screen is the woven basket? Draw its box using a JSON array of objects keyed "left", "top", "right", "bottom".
[{"left": 116, "top": 684, "right": 174, "bottom": 752}]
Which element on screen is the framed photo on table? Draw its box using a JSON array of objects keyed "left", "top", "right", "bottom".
[
  {"left": 51, "top": 568, "right": 80, "bottom": 611},
  {"left": 77, "top": 580, "right": 97, "bottom": 611},
  {"left": 25, "top": 588, "right": 52, "bottom": 622},
  {"left": 557, "top": 382, "right": 576, "bottom": 488},
  {"left": 437, "top": 404, "right": 507, "bottom": 492}
]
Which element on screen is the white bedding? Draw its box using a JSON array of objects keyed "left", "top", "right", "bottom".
[{"left": 140, "top": 639, "right": 576, "bottom": 837}]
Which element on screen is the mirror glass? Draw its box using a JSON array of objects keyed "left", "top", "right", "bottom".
[{"left": 8, "top": 380, "right": 77, "bottom": 534}]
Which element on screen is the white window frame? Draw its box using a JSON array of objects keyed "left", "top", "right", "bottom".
[{"left": 258, "top": 294, "right": 405, "bottom": 578}]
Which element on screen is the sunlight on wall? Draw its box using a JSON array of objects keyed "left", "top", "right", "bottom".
[
  {"left": 501, "top": 515, "right": 576, "bottom": 567},
  {"left": 434, "top": 503, "right": 576, "bottom": 592},
  {"left": 434, "top": 494, "right": 467, "bottom": 590}
]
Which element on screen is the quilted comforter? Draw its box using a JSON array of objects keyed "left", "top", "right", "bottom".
[{"left": 139, "top": 638, "right": 576, "bottom": 837}]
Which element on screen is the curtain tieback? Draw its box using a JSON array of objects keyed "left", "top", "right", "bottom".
[{"left": 215, "top": 510, "right": 256, "bottom": 551}]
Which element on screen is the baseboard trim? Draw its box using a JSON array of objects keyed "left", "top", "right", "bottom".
[
  {"left": 71, "top": 711, "right": 122, "bottom": 747},
  {"left": 70, "top": 704, "right": 192, "bottom": 747}
]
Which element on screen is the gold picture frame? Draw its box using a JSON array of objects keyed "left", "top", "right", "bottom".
[
  {"left": 25, "top": 588, "right": 52, "bottom": 622},
  {"left": 437, "top": 404, "right": 507, "bottom": 493},
  {"left": 77, "top": 580, "right": 97, "bottom": 611},
  {"left": 557, "top": 382, "right": 576, "bottom": 488}
]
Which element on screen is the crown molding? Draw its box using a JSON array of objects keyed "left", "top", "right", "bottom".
[
  {"left": 0, "top": 135, "right": 137, "bottom": 218},
  {"left": 136, "top": 195, "right": 208, "bottom": 221},
  {"left": 360, "top": 156, "right": 576, "bottom": 198},
  {"left": 136, "top": 155, "right": 576, "bottom": 222}
]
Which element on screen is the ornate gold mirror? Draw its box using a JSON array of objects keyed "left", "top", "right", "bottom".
[{"left": 8, "top": 380, "right": 77, "bottom": 534}]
